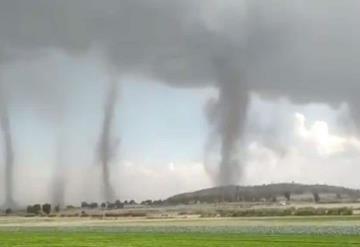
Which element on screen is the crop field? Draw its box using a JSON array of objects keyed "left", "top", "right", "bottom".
[
  {"left": 1, "top": 232, "right": 360, "bottom": 247},
  {"left": 1, "top": 216, "right": 360, "bottom": 246}
]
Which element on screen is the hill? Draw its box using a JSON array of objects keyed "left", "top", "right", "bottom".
[{"left": 166, "top": 183, "right": 360, "bottom": 204}]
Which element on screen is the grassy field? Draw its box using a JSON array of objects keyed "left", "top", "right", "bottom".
[
  {"left": 1, "top": 232, "right": 360, "bottom": 246},
  {"left": 1, "top": 216, "right": 360, "bottom": 246}
]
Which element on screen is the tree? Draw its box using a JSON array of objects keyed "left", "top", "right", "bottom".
[
  {"left": 81, "top": 201, "right": 88, "bottom": 208},
  {"left": 66, "top": 205, "right": 75, "bottom": 210},
  {"left": 5, "top": 208, "right": 12, "bottom": 215},
  {"left": 152, "top": 200, "right": 163, "bottom": 206},
  {"left": 54, "top": 205, "right": 60, "bottom": 213},
  {"left": 101, "top": 202, "right": 106, "bottom": 209},
  {"left": 33, "top": 204, "right": 41, "bottom": 215},
  {"left": 42, "top": 204, "right": 51, "bottom": 215},
  {"left": 107, "top": 203, "right": 115, "bottom": 209},
  {"left": 141, "top": 200, "right": 152, "bottom": 206},
  {"left": 27, "top": 206, "right": 34, "bottom": 214},
  {"left": 114, "top": 200, "right": 123, "bottom": 209},
  {"left": 27, "top": 204, "right": 42, "bottom": 215}
]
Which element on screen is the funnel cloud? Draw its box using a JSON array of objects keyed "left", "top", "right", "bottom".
[
  {"left": 0, "top": 101, "right": 15, "bottom": 208},
  {"left": 98, "top": 79, "right": 118, "bottom": 202}
]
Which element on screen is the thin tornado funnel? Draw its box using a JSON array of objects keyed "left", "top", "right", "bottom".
[
  {"left": 0, "top": 103, "right": 16, "bottom": 208},
  {"left": 98, "top": 79, "right": 118, "bottom": 202},
  {"left": 52, "top": 131, "right": 65, "bottom": 208}
]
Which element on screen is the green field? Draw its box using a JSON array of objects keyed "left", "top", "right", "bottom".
[
  {"left": 1, "top": 216, "right": 360, "bottom": 246},
  {"left": 1, "top": 232, "right": 360, "bottom": 246}
]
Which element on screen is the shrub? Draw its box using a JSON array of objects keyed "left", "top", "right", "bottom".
[
  {"left": 200, "top": 211, "right": 218, "bottom": 218},
  {"left": 340, "top": 207, "right": 353, "bottom": 215},
  {"left": 294, "top": 207, "right": 316, "bottom": 216},
  {"left": 216, "top": 208, "right": 294, "bottom": 217},
  {"left": 33, "top": 204, "right": 41, "bottom": 214},
  {"left": 210, "top": 207, "right": 355, "bottom": 217},
  {"left": 5, "top": 208, "right": 12, "bottom": 215},
  {"left": 114, "top": 200, "right": 124, "bottom": 209},
  {"left": 26, "top": 206, "right": 33, "bottom": 214},
  {"left": 314, "top": 208, "right": 327, "bottom": 215},
  {"left": 42, "top": 204, "right": 51, "bottom": 215},
  {"left": 89, "top": 202, "right": 98, "bottom": 209},
  {"left": 104, "top": 212, "right": 146, "bottom": 217},
  {"left": 141, "top": 200, "right": 153, "bottom": 206},
  {"left": 327, "top": 207, "right": 352, "bottom": 215},
  {"left": 81, "top": 202, "right": 88, "bottom": 208},
  {"left": 27, "top": 204, "right": 41, "bottom": 215}
]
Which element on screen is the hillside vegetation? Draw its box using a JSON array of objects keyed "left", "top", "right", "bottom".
[{"left": 166, "top": 183, "right": 360, "bottom": 204}]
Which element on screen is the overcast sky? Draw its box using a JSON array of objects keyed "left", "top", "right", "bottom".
[{"left": 1, "top": 0, "right": 360, "bottom": 205}]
